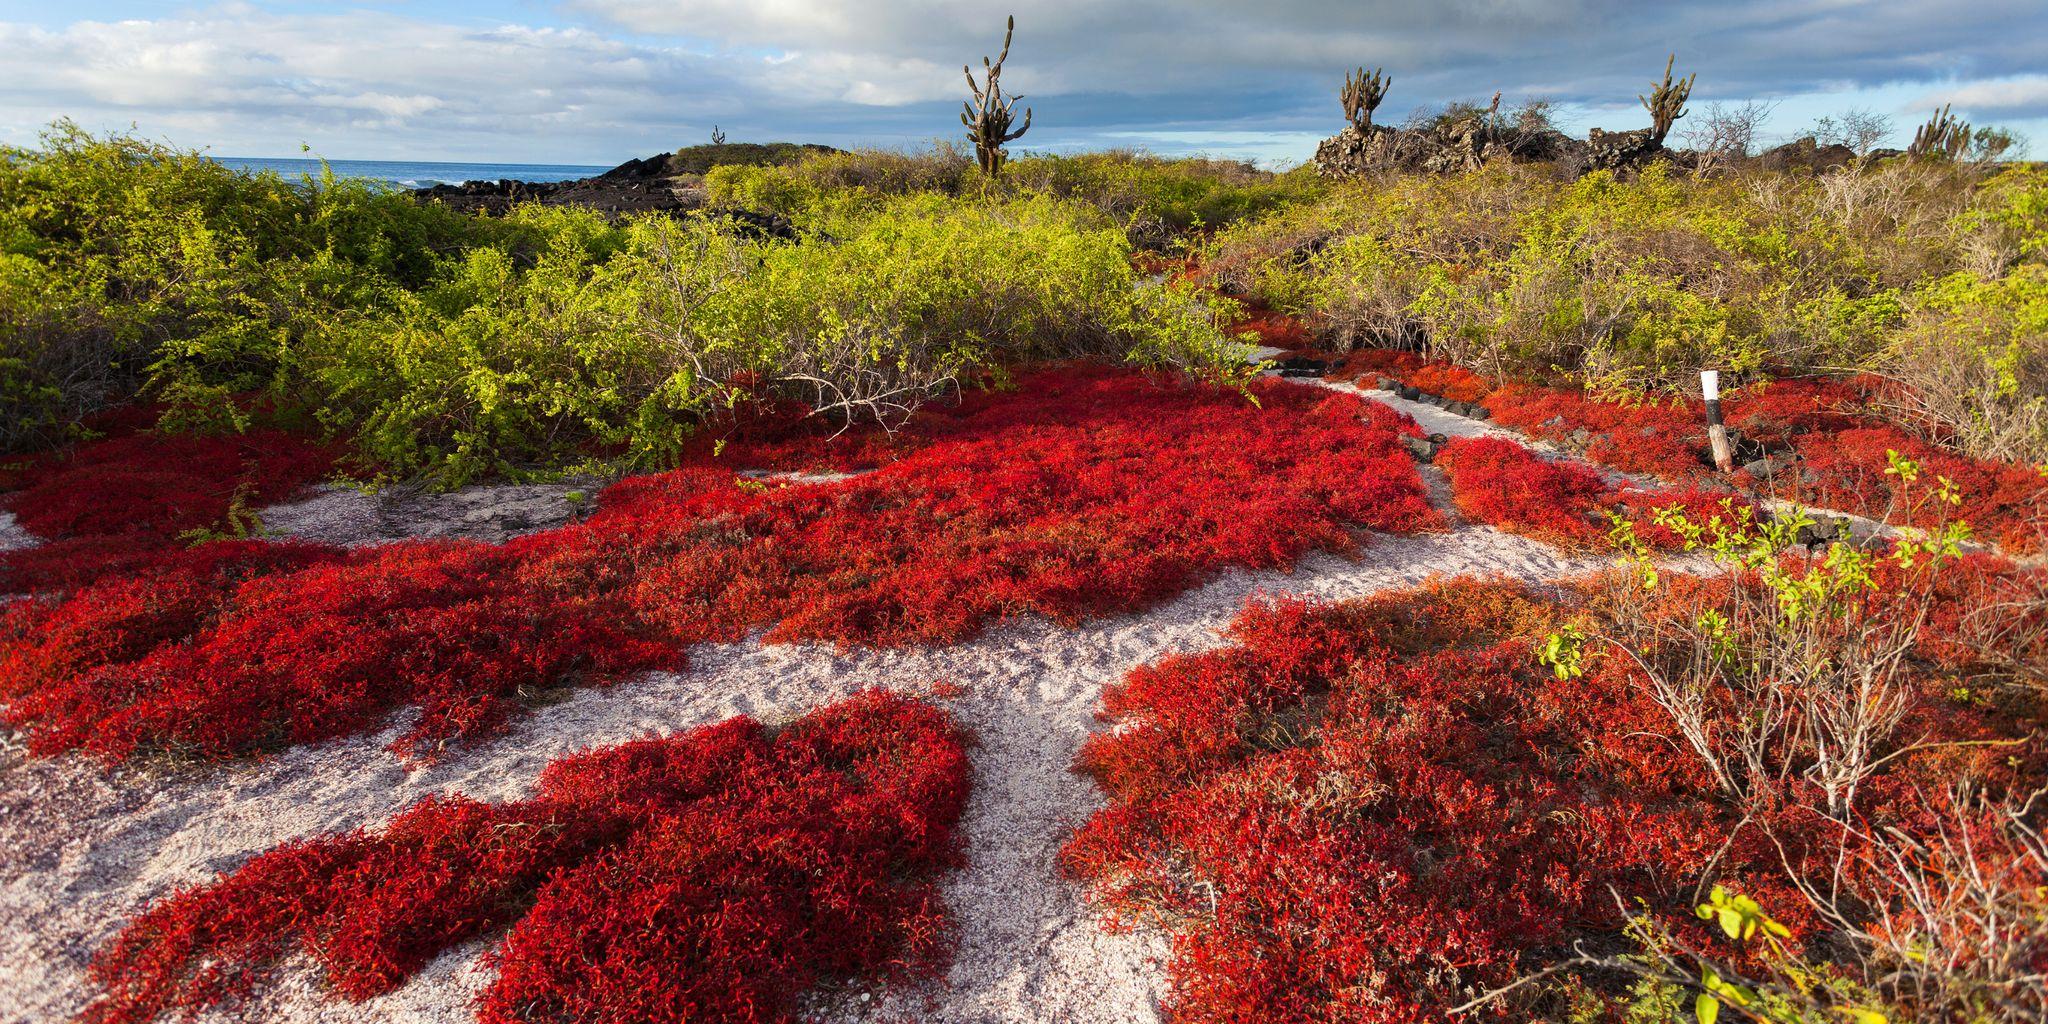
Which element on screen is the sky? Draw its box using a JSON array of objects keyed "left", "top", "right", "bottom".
[{"left": 1, "top": 1, "right": 2044, "bottom": 167}]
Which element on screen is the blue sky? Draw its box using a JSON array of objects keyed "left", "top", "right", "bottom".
[{"left": 2, "top": 1, "right": 2043, "bottom": 166}]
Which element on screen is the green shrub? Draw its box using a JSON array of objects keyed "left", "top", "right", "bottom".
[
  {"left": 707, "top": 145, "right": 1326, "bottom": 246},
  {"left": 0, "top": 121, "right": 500, "bottom": 449},
  {"left": 661, "top": 141, "right": 839, "bottom": 176},
  {"left": 300, "top": 193, "right": 1249, "bottom": 485},
  {"left": 1205, "top": 159, "right": 2026, "bottom": 393},
  {"left": 4, "top": 126, "right": 1246, "bottom": 483}
]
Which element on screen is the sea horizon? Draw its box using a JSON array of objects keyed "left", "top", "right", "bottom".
[{"left": 211, "top": 156, "right": 613, "bottom": 189}]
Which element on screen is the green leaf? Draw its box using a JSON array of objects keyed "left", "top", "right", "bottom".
[{"left": 1694, "top": 993, "right": 1720, "bottom": 1024}]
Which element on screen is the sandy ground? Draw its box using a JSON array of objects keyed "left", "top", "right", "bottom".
[
  {"left": 259, "top": 481, "right": 598, "bottom": 547},
  {"left": 0, "top": 367, "right": 1909, "bottom": 1024},
  {"left": 0, "top": 518, "right": 1610, "bottom": 1024},
  {"left": 0, "top": 513, "right": 31, "bottom": 553},
  {"left": 0, "top": 368, "right": 1715, "bottom": 1024}
]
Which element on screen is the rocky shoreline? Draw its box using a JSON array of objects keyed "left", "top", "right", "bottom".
[{"left": 410, "top": 141, "right": 834, "bottom": 230}]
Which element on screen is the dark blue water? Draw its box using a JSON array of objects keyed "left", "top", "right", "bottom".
[{"left": 213, "top": 157, "right": 612, "bottom": 189}]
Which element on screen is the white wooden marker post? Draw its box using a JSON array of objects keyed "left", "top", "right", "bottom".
[{"left": 1702, "top": 369, "right": 1734, "bottom": 473}]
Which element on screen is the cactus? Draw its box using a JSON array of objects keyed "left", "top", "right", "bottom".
[
  {"left": 710, "top": 125, "right": 727, "bottom": 146},
  {"left": 961, "top": 15, "right": 1032, "bottom": 176},
  {"left": 1341, "top": 67, "right": 1391, "bottom": 132},
  {"left": 1908, "top": 104, "right": 1970, "bottom": 159},
  {"left": 1640, "top": 54, "right": 1695, "bottom": 145}
]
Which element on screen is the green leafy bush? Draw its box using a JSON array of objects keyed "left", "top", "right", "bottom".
[
  {"left": 706, "top": 145, "right": 1325, "bottom": 246},
  {"left": 0, "top": 121, "right": 501, "bottom": 449},
  {"left": 299, "top": 193, "right": 1248, "bottom": 484},
  {"left": 4, "top": 126, "right": 1246, "bottom": 484},
  {"left": 1202, "top": 159, "right": 2036, "bottom": 395}
]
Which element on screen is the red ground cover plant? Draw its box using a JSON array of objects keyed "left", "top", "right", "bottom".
[
  {"left": 1483, "top": 377, "right": 2048, "bottom": 552},
  {"left": 1, "top": 426, "right": 338, "bottom": 593},
  {"left": 1196, "top": 286, "right": 2042, "bottom": 551},
  {"left": 1435, "top": 435, "right": 1752, "bottom": 549},
  {"left": 1317, "top": 348, "right": 1496, "bottom": 404},
  {"left": 2, "top": 365, "right": 1443, "bottom": 764},
  {"left": 1483, "top": 382, "right": 1712, "bottom": 482},
  {"left": 1232, "top": 307, "right": 1312, "bottom": 349},
  {"left": 83, "top": 690, "right": 969, "bottom": 1024},
  {"left": 1062, "top": 575, "right": 2042, "bottom": 1024},
  {"left": 1063, "top": 582, "right": 1769, "bottom": 1023},
  {"left": 1748, "top": 425, "right": 2047, "bottom": 554}
]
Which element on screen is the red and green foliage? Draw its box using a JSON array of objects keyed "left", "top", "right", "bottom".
[
  {"left": 2, "top": 425, "right": 337, "bottom": 593},
  {"left": 1064, "top": 582, "right": 1764, "bottom": 1023},
  {"left": 1231, "top": 307, "right": 1312, "bottom": 349},
  {"left": 1744, "top": 433, "right": 2048, "bottom": 555},
  {"left": 1435, "top": 435, "right": 1751, "bottom": 549},
  {"left": 1063, "top": 576, "right": 2042, "bottom": 1024},
  {"left": 83, "top": 691, "right": 970, "bottom": 1024},
  {"left": 1483, "top": 381, "right": 1711, "bottom": 481},
  {"left": 1484, "top": 377, "right": 2048, "bottom": 552},
  {"left": 2, "top": 365, "right": 1442, "bottom": 763},
  {"left": 1320, "top": 348, "right": 1496, "bottom": 404}
]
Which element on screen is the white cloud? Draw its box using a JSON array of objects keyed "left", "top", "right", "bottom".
[
  {"left": 0, "top": 8, "right": 762, "bottom": 159},
  {"left": 1914, "top": 75, "right": 2048, "bottom": 115}
]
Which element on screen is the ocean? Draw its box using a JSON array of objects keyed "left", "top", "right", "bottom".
[{"left": 211, "top": 157, "right": 613, "bottom": 189}]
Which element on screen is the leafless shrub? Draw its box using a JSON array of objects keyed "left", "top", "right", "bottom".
[
  {"left": 1794, "top": 786, "right": 2048, "bottom": 1023},
  {"left": 1812, "top": 109, "right": 1893, "bottom": 158},
  {"left": 1596, "top": 510, "right": 1962, "bottom": 819},
  {"left": 1955, "top": 558, "right": 2048, "bottom": 689},
  {"left": 1813, "top": 158, "right": 1973, "bottom": 284},
  {"left": 1681, "top": 100, "right": 1779, "bottom": 171},
  {"left": 1517, "top": 789, "right": 2048, "bottom": 1024},
  {"left": 1883, "top": 315, "right": 2048, "bottom": 466},
  {"left": 1316, "top": 266, "right": 1428, "bottom": 350},
  {"left": 777, "top": 344, "right": 959, "bottom": 434},
  {"left": 0, "top": 300, "right": 142, "bottom": 451}
]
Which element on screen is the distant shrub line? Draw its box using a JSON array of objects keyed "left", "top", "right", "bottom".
[{"left": 1207, "top": 159, "right": 2048, "bottom": 466}]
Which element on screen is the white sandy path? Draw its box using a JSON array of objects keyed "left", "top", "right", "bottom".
[
  {"left": 258, "top": 481, "right": 595, "bottom": 547},
  {"left": 0, "top": 526, "right": 1612, "bottom": 1024},
  {"left": 260, "top": 471, "right": 867, "bottom": 548},
  {"left": 1301, "top": 375, "right": 1933, "bottom": 553},
  {"left": 0, "top": 513, "right": 32, "bottom": 553}
]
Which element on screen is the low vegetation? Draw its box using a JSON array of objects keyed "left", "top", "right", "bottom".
[
  {"left": 1434, "top": 434, "right": 1750, "bottom": 549},
  {"left": 83, "top": 691, "right": 970, "bottom": 1024},
  {"left": 1, "top": 124, "right": 1251, "bottom": 482},
  {"left": 1207, "top": 159, "right": 2048, "bottom": 467},
  {"left": 1, "top": 366, "right": 1439, "bottom": 763},
  {"left": 1066, "top": 536, "right": 2045, "bottom": 1023}
]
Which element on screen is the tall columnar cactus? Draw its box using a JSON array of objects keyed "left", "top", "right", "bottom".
[
  {"left": 1908, "top": 104, "right": 1970, "bottom": 159},
  {"left": 1640, "top": 54, "right": 1695, "bottom": 145},
  {"left": 1341, "top": 67, "right": 1391, "bottom": 132},
  {"left": 962, "top": 15, "right": 1032, "bottom": 176}
]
